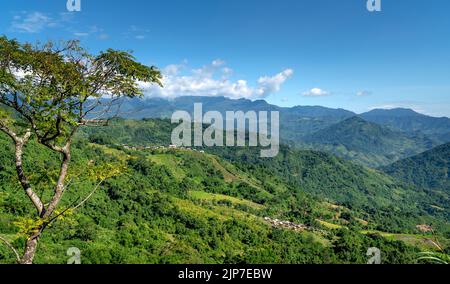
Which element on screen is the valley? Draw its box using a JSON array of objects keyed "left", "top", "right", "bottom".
[{"left": 1, "top": 121, "right": 449, "bottom": 264}]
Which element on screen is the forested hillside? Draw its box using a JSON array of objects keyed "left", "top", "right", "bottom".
[
  {"left": 383, "top": 143, "right": 450, "bottom": 193},
  {"left": 79, "top": 118, "right": 450, "bottom": 232},
  {"left": 300, "top": 116, "right": 437, "bottom": 167},
  {"left": 1, "top": 120, "right": 449, "bottom": 264}
]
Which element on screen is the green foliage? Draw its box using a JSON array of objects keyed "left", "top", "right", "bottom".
[
  {"left": 383, "top": 143, "right": 450, "bottom": 193},
  {"left": 1, "top": 118, "right": 448, "bottom": 264},
  {"left": 0, "top": 35, "right": 162, "bottom": 147},
  {"left": 13, "top": 217, "right": 45, "bottom": 240},
  {"left": 0, "top": 37, "right": 163, "bottom": 263},
  {"left": 300, "top": 116, "right": 437, "bottom": 168},
  {"left": 80, "top": 118, "right": 449, "bottom": 234}
]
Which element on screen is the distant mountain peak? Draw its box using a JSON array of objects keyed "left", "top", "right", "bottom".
[
  {"left": 327, "top": 116, "right": 384, "bottom": 130},
  {"left": 360, "top": 107, "right": 450, "bottom": 138},
  {"left": 345, "top": 115, "right": 369, "bottom": 123},
  {"left": 364, "top": 108, "right": 422, "bottom": 117}
]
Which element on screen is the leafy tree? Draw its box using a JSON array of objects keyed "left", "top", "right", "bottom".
[{"left": 0, "top": 36, "right": 161, "bottom": 264}]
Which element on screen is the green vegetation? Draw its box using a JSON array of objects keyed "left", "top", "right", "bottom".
[
  {"left": 0, "top": 37, "right": 448, "bottom": 264},
  {"left": 103, "top": 96, "right": 450, "bottom": 160},
  {"left": 206, "top": 145, "right": 449, "bottom": 235},
  {"left": 300, "top": 116, "right": 437, "bottom": 168},
  {"left": 82, "top": 118, "right": 450, "bottom": 235},
  {"left": 0, "top": 36, "right": 162, "bottom": 263},
  {"left": 1, "top": 127, "right": 445, "bottom": 264},
  {"left": 382, "top": 143, "right": 450, "bottom": 194}
]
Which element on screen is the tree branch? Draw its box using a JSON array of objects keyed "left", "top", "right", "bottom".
[
  {"left": 73, "top": 179, "right": 106, "bottom": 211},
  {"left": 0, "top": 235, "right": 20, "bottom": 263},
  {"left": 0, "top": 119, "right": 19, "bottom": 143},
  {"left": 44, "top": 178, "right": 105, "bottom": 227}
]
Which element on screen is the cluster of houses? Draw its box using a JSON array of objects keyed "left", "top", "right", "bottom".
[
  {"left": 264, "top": 217, "right": 308, "bottom": 232},
  {"left": 122, "top": 145, "right": 157, "bottom": 151},
  {"left": 121, "top": 144, "right": 204, "bottom": 153},
  {"left": 416, "top": 224, "right": 433, "bottom": 233}
]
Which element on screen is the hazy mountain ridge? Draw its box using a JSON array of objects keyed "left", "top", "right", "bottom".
[
  {"left": 300, "top": 116, "right": 438, "bottom": 167},
  {"left": 361, "top": 108, "right": 450, "bottom": 140},
  {"left": 105, "top": 96, "right": 450, "bottom": 167}
]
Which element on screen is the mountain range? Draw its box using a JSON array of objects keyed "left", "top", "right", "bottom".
[
  {"left": 300, "top": 116, "right": 438, "bottom": 167},
  {"left": 2, "top": 98, "right": 450, "bottom": 263},
  {"left": 361, "top": 108, "right": 450, "bottom": 141},
  {"left": 109, "top": 96, "right": 450, "bottom": 167}
]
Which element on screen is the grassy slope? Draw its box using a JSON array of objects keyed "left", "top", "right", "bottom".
[
  {"left": 0, "top": 135, "right": 344, "bottom": 263},
  {"left": 80, "top": 118, "right": 449, "bottom": 234}
]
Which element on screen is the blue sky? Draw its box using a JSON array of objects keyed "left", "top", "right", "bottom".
[{"left": 1, "top": 0, "right": 450, "bottom": 117}]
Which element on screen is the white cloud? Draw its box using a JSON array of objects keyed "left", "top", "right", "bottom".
[
  {"left": 212, "top": 59, "right": 226, "bottom": 67},
  {"left": 369, "top": 104, "right": 396, "bottom": 110},
  {"left": 140, "top": 60, "right": 293, "bottom": 100},
  {"left": 124, "top": 25, "right": 150, "bottom": 40},
  {"left": 12, "top": 68, "right": 31, "bottom": 79},
  {"left": 11, "top": 12, "right": 55, "bottom": 33},
  {"left": 98, "top": 33, "right": 110, "bottom": 40},
  {"left": 258, "top": 69, "right": 294, "bottom": 94},
  {"left": 74, "top": 32, "right": 89, "bottom": 37},
  {"left": 303, "top": 88, "right": 330, "bottom": 97},
  {"left": 10, "top": 11, "right": 109, "bottom": 39},
  {"left": 357, "top": 90, "right": 372, "bottom": 96},
  {"left": 163, "top": 65, "right": 181, "bottom": 76},
  {"left": 222, "top": 67, "right": 233, "bottom": 77},
  {"left": 73, "top": 25, "right": 109, "bottom": 40}
]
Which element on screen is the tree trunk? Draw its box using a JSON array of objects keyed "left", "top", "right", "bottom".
[
  {"left": 44, "top": 147, "right": 71, "bottom": 219},
  {"left": 20, "top": 237, "right": 39, "bottom": 264},
  {"left": 15, "top": 136, "right": 44, "bottom": 216}
]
